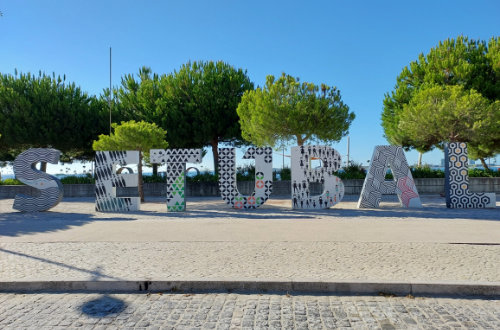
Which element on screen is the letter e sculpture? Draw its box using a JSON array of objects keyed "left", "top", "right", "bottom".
[{"left": 95, "top": 151, "right": 140, "bottom": 212}]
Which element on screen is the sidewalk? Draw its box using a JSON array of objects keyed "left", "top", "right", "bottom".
[{"left": 0, "top": 195, "right": 499, "bottom": 295}]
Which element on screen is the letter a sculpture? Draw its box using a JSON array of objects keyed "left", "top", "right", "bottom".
[
  {"left": 358, "top": 146, "right": 422, "bottom": 208},
  {"left": 219, "top": 147, "right": 273, "bottom": 209},
  {"left": 13, "top": 148, "right": 63, "bottom": 212}
]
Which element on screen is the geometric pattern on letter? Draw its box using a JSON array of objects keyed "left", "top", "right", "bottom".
[
  {"left": 150, "top": 149, "right": 202, "bottom": 212},
  {"left": 95, "top": 151, "right": 140, "bottom": 212},
  {"left": 291, "top": 145, "right": 344, "bottom": 209},
  {"left": 357, "top": 145, "right": 422, "bottom": 208},
  {"left": 13, "top": 148, "right": 64, "bottom": 212},
  {"left": 445, "top": 142, "right": 495, "bottom": 208},
  {"left": 218, "top": 147, "right": 273, "bottom": 209}
]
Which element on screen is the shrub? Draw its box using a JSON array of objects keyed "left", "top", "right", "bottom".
[
  {"left": 0, "top": 178, "right": 23, "bottom": 185},
  {"left": 184, "top": 171, "right": 216, "bottom": 183},
  {"left": 469, "top": 168, "right": 500, "bottom": 177},
  {"left": 143, "top": 174, "right": 166, "bottom": 183},
  {"left": 385, "top": 166, "right": 445, "bottom": 179},
  {"left": 60, "top": 175, "right": 95, "bottom": 184},
  {"left": 410, "top": 166, "right": 445, "bottom": 178},
  {"left": 236, "top": 164, "right": 255, "bottom": 181},
  {"left": 335, "top": 162, "right": 366, "bottom": 180},
  {"left": 272, "top": 167, "right": 292, "bottom": 181},
  {"left": 279, "top": 167, "right": 291, "bottom": 181}
]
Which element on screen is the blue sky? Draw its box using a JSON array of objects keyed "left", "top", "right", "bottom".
[{"left": 1, "top": 0, "right": 499, "bottom": 174}]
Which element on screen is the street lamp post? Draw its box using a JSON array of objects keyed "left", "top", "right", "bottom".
[{"left": 109, "top": 47, "right": 112, "bottom": 134}]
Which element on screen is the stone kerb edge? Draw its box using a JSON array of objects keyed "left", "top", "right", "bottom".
[{"left": 1, "top": 280, "right": 498, "bottom": 297}]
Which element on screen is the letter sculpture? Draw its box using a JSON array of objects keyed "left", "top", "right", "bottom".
[
  {"left": 358, "top": 146, "right": 421, "bottom": 208},
  {"left": 95, "top": 151, "right": 140, "bottom": 212},
  {"left": 218, "top": 147, "right": 273, "bottom": 209},
  {"left": 150, "top": 149, "right": 202, "bottom": 211},
  {"left": 291, "top": 145, "right": 344, "bottom": 209},
  {"left": 445, "top": 142, "right": 495, "bottom": 208},
  {"left": 13, "top": 148, "right": 63, "bottom": 212}
]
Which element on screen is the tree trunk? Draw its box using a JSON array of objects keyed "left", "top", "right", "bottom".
[
  {"left": 417, "top": 152, "right": 423, "bottom": 168},
  {"left": 479, "top": 158, "right": 489, "bottom": 170},
  {"left": 39, "top": 162, "right": 47, "bottom": 172},
  {"left": 138, "top": 152, "right": 145, "bottom": 202},
  {"left": 152, "top": 164, "right": 158, "bottom": 176},
  {"left": 296, "top": 135, "right": 304, "bottom": 146},
  {"left": 211, "top": 139, "right": 219, "bottom": 175}
]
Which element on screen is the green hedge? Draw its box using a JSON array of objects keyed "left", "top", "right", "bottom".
[
  {"left": 0, "top": 167, "right": 498, "bottom": 186},
  {"left": 60, "top": 175, "right": 95, "bottom": 184},
  {"left": 0, "top": 175, "right": 95, "bottom": 185},
  {"left": 187, "top": 172, "right": 219, "bottom": 183},
  {"left": 274, "top": 167, "right": 291, "bottom": 181},
  {"left": 410, "top": 167, "right": 446, "bottom": 178},
  {"left": 0, "top": 178, "right": 23, "bottom": 185},
  {"left": 468, "top": 168, "right": 500, "bottom": 177},
  {"left": 335, "top": 163, "right": 366, "bottom": 180},
  {"left": 142, "top": 174, "right": 166, "bottom": 183}
]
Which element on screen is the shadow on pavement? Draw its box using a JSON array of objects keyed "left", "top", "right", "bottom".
[
  {"left": 80, "top": 295, "right": 127, "bottom": 317},
  {"left": 134, "top": 204, "right": 500, "bottom": 221},
  {"left": 323, "top": 207, "right": 500, "bottom": 221},
  {"left": 0, "top": 212, "right": 134, "bottom": 237},
  {"left": 0, "top": 197, "right": 497, "bottom": 238},
  {"left": 0, "top": 247, "right": 121, "bottom": 280},
  {"left": 129, "top": 209, "right": 316, "bottom": 220}
]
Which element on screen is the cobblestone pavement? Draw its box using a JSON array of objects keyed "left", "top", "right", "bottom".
[{"left": 0, "top": 292, "right": 499, "bottom": 329}]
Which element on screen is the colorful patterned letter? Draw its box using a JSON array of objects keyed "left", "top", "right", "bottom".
[
  {"left": 218, "top": 147, "right": 273, "bottom": 209},
  {"left": 291, "top": 145, "right": 344, "bottom": 209},
  {"left": 95, "top": 151, "right": 140, "bottom": 212},
  {"left": 357, "top": 146, "right": 422, "bottom": 208},
  {"left": 150, "top": 149, "right": 202, "bottom": 211},
  {"left": 445, "top": 142, "right": 495, "bottom": 208},
  {"left": 13, "top": 148, "right": 63, "bottom": 212}
]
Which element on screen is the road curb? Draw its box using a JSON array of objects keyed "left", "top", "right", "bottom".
[{"left": 1, "top": 280, "right": 499, "bottom": 297}]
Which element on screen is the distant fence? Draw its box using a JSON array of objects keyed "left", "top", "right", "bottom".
[{"left": 1, "top": 178, "right": 499, "bottom": 199}]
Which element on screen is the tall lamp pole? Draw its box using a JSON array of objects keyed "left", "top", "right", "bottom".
[
  {"left": 283, "top": 147, "right": 285, "bottom": 169},
  {"left": 109, "top": 47, "right": 112, "bottom": 133},
  {"left": 346, "top": 136, "right": 350, "bottom": 167}
]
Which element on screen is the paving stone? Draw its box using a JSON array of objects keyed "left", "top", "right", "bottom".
[
  {"left": 1, "top": 196, "right": 499, "bottom": 284},
  {"left": 2, "top": 293, "right": 496, "bottom": 329}
]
